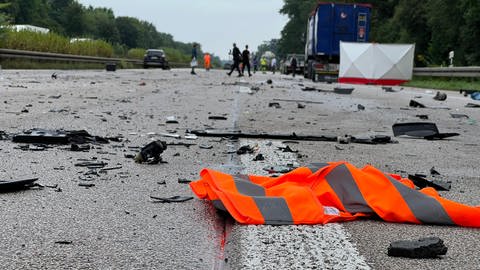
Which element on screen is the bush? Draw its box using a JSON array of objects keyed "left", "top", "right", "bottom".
[
  {"left": 0, "top": 30, "right": 113, "bottom": 57},
  {"left": 127, "top": 48, "right": 146, "bottom": 59}
]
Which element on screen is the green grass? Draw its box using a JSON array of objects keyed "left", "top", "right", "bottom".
[
  {"left": 404, "top": 76, "right": 480, "bottom": 91},
  {"left": 0, "top": 59, "right": 105, "bottom": 69}
]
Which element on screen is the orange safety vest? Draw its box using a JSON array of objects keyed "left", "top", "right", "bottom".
[
  {"left": 204, "top": 54, "right": 211, "bottom": 68},
  {"left": 190, "top": 161, "right": 480, "bottom": 227}
]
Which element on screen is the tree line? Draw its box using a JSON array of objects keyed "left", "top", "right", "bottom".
[
  {"left": 0, "top": 0, "right": 221, "bottom": 65},
  {"left": 275, "top": 0, "right": 480, "bottom": 67}
]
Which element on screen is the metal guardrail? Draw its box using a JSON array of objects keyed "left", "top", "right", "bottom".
[
  {"left": 413, "top": 66, "right": 480, "bottom": 77},
  {"left": 0, "top": 48, "right": 190, "bottom": 68}
]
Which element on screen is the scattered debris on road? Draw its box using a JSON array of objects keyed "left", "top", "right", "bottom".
[
  {"left": 150, "top": 195, "right": 193, "bottom": 203},
  {"left": 388, "top": 237, "right": 448, "bottom": 259},
  {"left": 135, "top": 140, "right": 167, "bottom": 164},
  {"left": 408, "top": 174, "right": 451, "bottom": 191},
  {"left": 392, "top": 122, "right": 460, "bottom": 140},
  {"left": 333, "top": 87, "right": 354, "bottom": 95},
  {"left": 0, "top": 178, "right": 39, "bottom": 192},
  {"left": 433, "top": 91, "right": 447, "bottom": 101}
]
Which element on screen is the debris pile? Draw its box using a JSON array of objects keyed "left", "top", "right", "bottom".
[{"left": 388, "top": 237, "right": 448, "bottom": 259}]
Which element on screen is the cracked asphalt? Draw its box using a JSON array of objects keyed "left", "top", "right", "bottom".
[{"left": 0, "top": 68, "right": 479, "bottom": 269}]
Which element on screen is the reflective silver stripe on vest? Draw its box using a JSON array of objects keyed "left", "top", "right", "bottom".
[
  {"left": 325, "top": 164, "right": 374, "bottom": 214},
  {"left": 386, "top": 175, "right": 455, "bottom": 225},
  {"left": 233, "top": 175, "right": 266, "bottom": 196},
  {"left": 233, "top": 175, "right": 294, "bottom": 224},
  {"left": 307, "top": 162, "right": 330, "bottom": 173},
  {"left": 254, "top": 197, "right": 294, "bottom": 225}
]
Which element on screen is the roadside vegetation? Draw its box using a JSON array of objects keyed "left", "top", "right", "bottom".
[
  {"left": 405, "top": 77, "right": 480, "bottom": 91},
  {"left": 0, "top": 0, "right": 222, "bottom": 69}
]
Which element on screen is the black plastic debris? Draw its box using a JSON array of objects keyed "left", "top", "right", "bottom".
[
  {"left": 237, "top": 145, "right": 254, "bottom": 155},
  {"left": 166, "top": 116, "right": 179, "bottom": 124},
  {"left": 416, "top": 114, "right": 429, "bottom": 120},
  {"left": 150, "top": 195, "right": 193, "bottom": 203},
  {"left": 409, "top": 100, "right": 426, "bottom": 108},
  {"left": 188, "top": 129, "right": 396, "bottom": 144},
  {"left": 74, "top": 161, "right": 107, "bottom": 168},
  {"left": 351, "top": 135, "right": 395, "bottom": 144},
  {"left": 51, "top": 72, "right": 57, "bottom": 79},
  {"left": 178, "top": 178, "right": 191, "bottom": 184},
  {"left": 70, "top": 144, "right": 90, "bottom": 152},
  {"left": 268, "top": 102, "right": 281, "bottom": 109},
  {"left": 465, "top": 103, "right": 480, "bottom": 108},
  {"left": 135, "top": 140, "right": 167, "bottom": 164},
  {"left": 273, "top": 98, "right": 323, "bottom": 105},
  {"left": 12, "top": 129, "right": 110, "bottom": 145},
  {"left": 388, "top": 237, "right": 448, "bottom": 259},
  {"left": 408, "top": 174, "right": 451, "bottom": 191},
  {"left": 433, "top": 91, "right": 447, "bottom": 101},
  {"left": 430, "top": 167, "right": 441, "bottom": 176},
  {"left": 253, "top": 154, "right": 265, "bottom": 161},
  {"left": 55, "top": 241, "right": 73, "bottom": 245},
  {"left": 199, "top": 144, "right": 213, "bottom": 149},
  {"left": 357, "top": 104, "right": 365, "bottom": 111},
  {"left": 450, "top": 113, "right": 469, "bottom": 119},
  {"left": 392, "top": 122, "right": 459, "bottom": 140},
  {"left": 13, "top": 129, "right": 69, "bottom": 144},
  {"left": 0, "top": 178, "right": 38, "bottom": 192},
  {"left": 106, "top": 63, "right": 116, "bottom": 72},
  {"left": 263, "top": 165, "right": 297, "bottom": 174},
  {"left": 267, "top": 79, "right": 273, "bottom": 84},
  {"left": 278, "top": 145, "right": 298, "bottom": 153},
  {"left": 79, "top": 183, "right": 95, "bottom": 188},
  {"left": 208, "top": 116, "right": 228, "bottom": 120},
  {"left": 297, "top": 103, "right": 306, "bottom": 109},
  {"left": 333, "top": 87, "right": 354, "bottom": 95}
]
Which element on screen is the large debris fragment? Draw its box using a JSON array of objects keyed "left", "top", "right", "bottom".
[
  {"left": 388, "top": 237, "right": 448, "bottom": 259},
  {"left": 135, "top": 140, "right": 167, "bottom": 164},
  {"left": 12, "top": 129, "right": 111, "bottom": 145},
  {"left": 0, "top": 178, "right": 39, "bottom": 192},
  {"left": 392, "top": 122, "right": 459, "bottom": 140},
  {"left": 188, "top": 130, "right": 396, "bottom": 144},
  {"left": 408, "top": 174, "right": 451, "bottom": 191}
]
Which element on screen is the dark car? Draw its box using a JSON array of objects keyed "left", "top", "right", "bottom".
[{"left": 143, "top": 49, "right": 169, "bottom": 69}]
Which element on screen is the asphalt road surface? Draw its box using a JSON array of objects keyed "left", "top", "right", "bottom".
[{"left": 0, "top": 68, "right": 479, "bottom": 270}]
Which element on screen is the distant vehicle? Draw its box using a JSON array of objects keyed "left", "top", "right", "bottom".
[
  {"left": 282, "top": 54, "right": 305, "bottom": 75},
  {"left": 143, "top": 49, "right": 169, "bottom": 69},
  {"left": 223, "top": 60, "right": 233, "bottom": 70},
  {"left": 305, "top": 2, "right": 372, "bottom": 81}
]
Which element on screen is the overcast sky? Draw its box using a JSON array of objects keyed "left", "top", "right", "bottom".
[{"left": 77, "top": 0, "right": 288, "bottom": 60}]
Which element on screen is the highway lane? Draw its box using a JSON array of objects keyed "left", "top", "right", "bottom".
[{"left": 0, "top": 69, "right": 478, "bottom": 269}]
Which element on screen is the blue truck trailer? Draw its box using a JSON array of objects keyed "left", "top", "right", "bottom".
[{"left": 305, "top": 2, "right": 372, "bottom": 81}]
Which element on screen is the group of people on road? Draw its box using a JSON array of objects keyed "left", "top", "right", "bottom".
[
  {"left": 227, "top": 43, "right": 252, "bottom": 77},
  {"left": 191, "top": 42, "right": 296, "bottom": 77}
]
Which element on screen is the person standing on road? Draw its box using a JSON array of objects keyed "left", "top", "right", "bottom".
[
  {"left": 253, "top": 55, "right": 258, "bottom": 74},
  {"left": 241, "top": 45, "right": 252, "bottom": 77},
  {"left": 290, "top": 56, "right": 297, "bottom": 77},
  {"left": 227, "top": 43, "right": 242, "bottom": 77},
  {"left": 203, "top": 53, "right": 211, "bottom": 71},
  {"left": 191, "top": 43, "right": 198, "bottom": 75},
  {"left": 271, "top": 57, "right": 277, "bottom": 74},
  {"left": 260, "top": 57, "right": 267, "bottom": 73}
]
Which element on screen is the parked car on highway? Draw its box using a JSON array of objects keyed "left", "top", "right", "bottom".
[
  {"left": 143, "top": 49, "right": 169, "bottom": 69},
  {"left": 282, "top": 54, "right": 305, "bottom": 75}
]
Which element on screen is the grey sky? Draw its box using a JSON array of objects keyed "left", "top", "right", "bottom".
[{"left": 77, "top": 0, "right": 288, "bottom": 60}]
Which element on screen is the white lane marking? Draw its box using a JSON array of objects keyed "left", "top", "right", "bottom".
[{"left": 226, "top": 139, "right": 370, "bottom": 270}]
